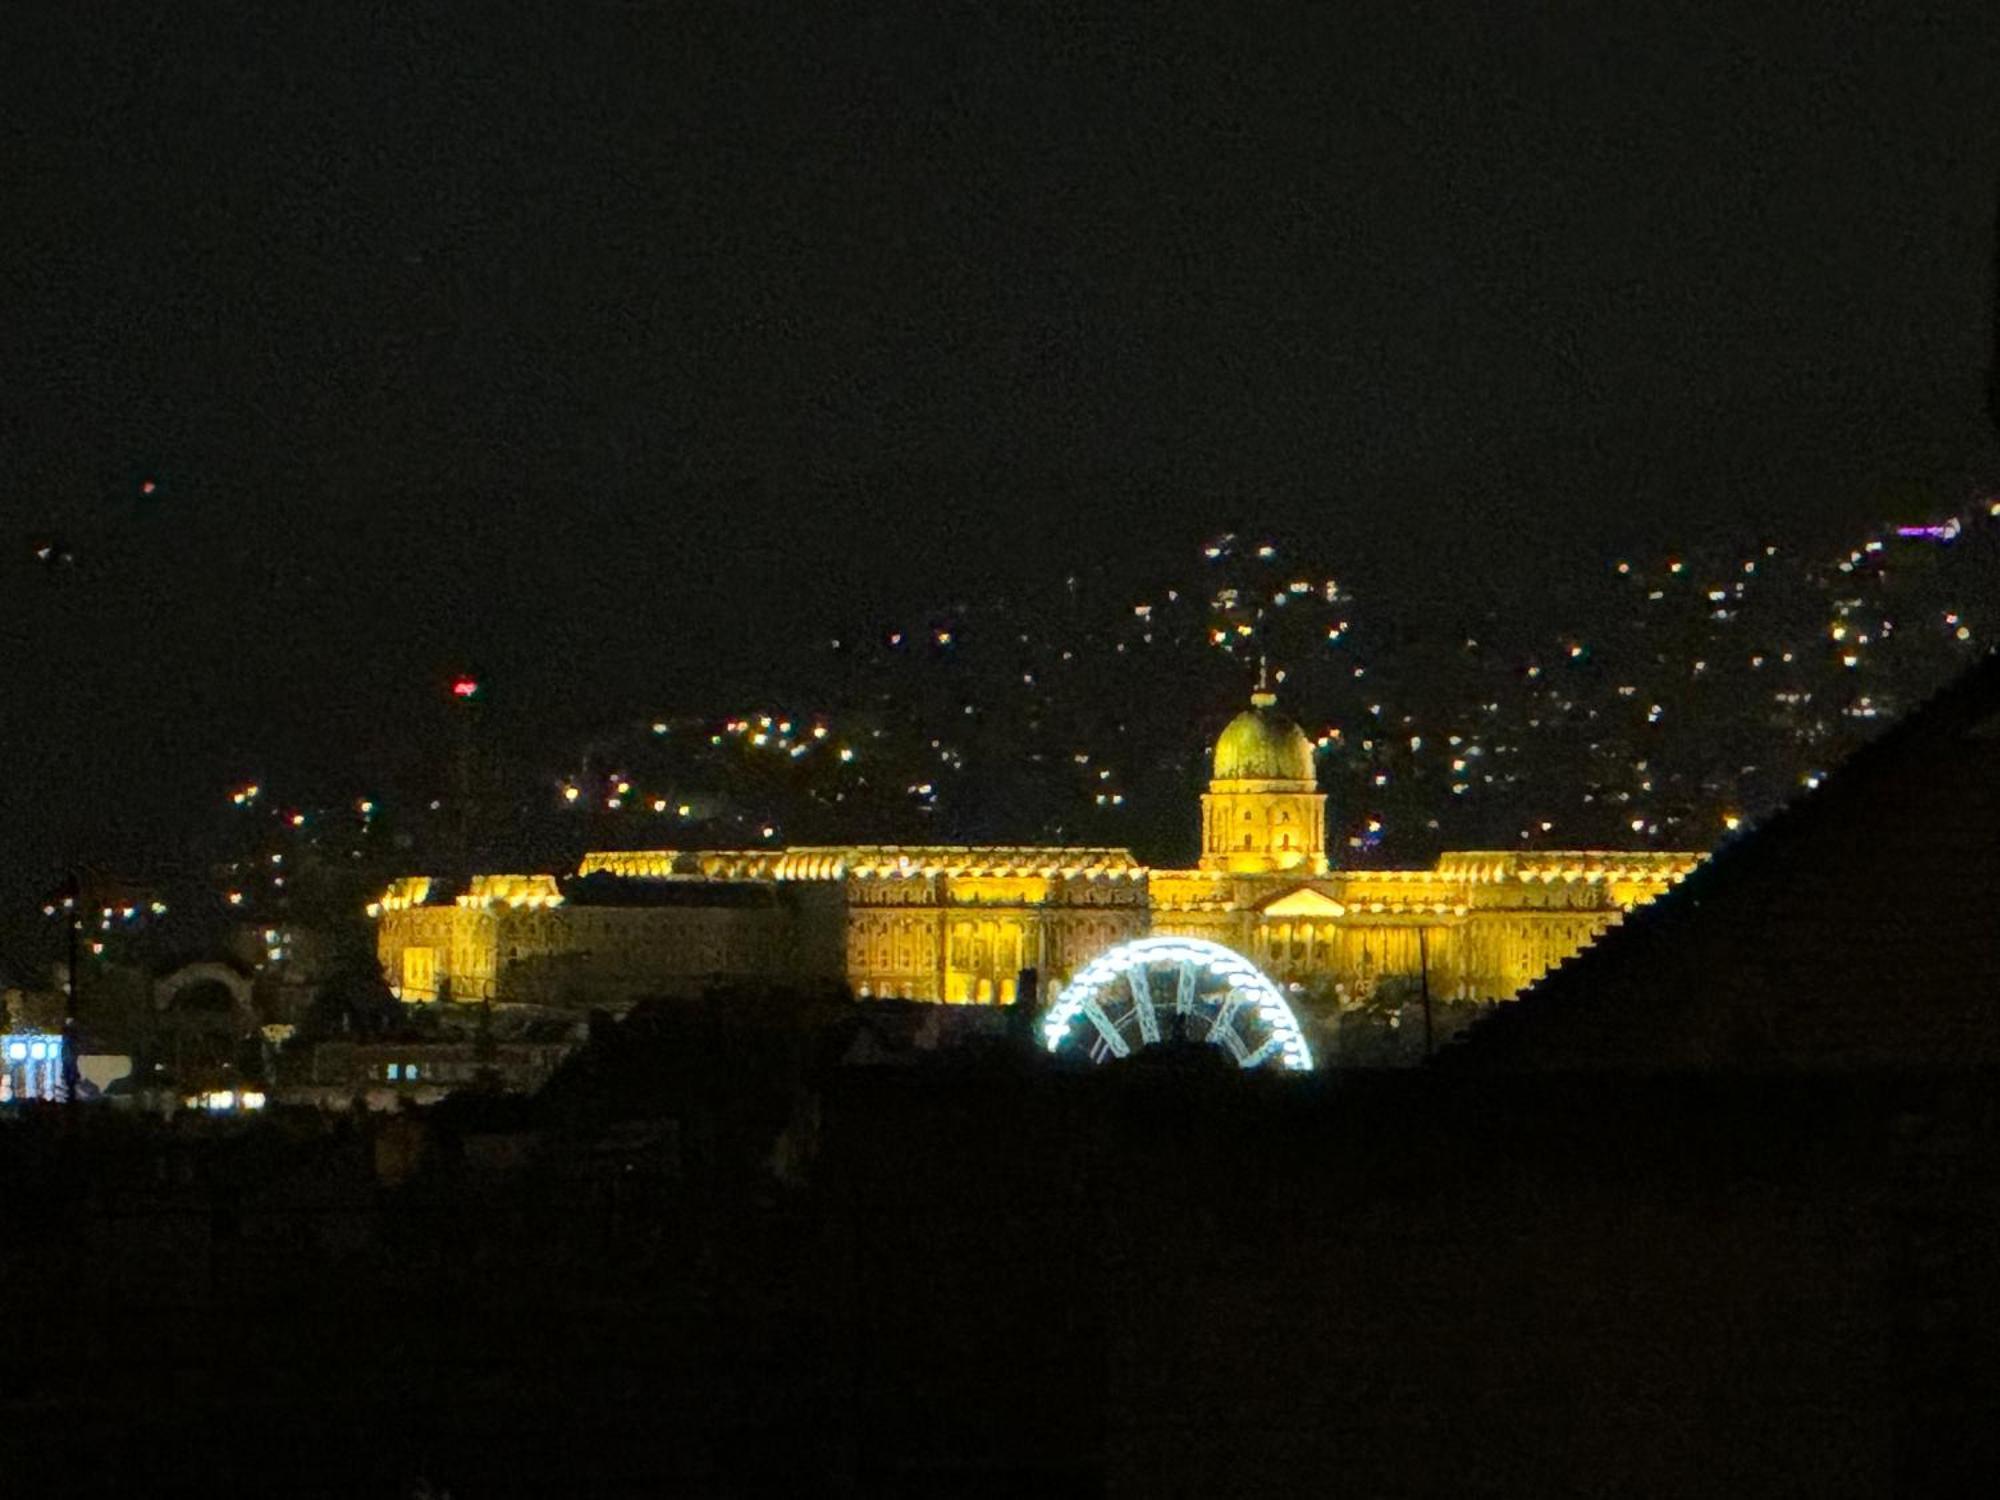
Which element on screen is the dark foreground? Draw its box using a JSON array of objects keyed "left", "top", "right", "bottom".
[{"left": 4, "top": 1054, "right": 1996, "bottom": 1496}]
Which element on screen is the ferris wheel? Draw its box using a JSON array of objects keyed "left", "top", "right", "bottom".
[{"left": 1041, "top": 936, "right": 1315, "bottom": 1071}]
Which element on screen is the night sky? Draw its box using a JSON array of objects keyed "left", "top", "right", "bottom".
[{"left": 5, "top": 3, "right": 1998, "bottom": 927}]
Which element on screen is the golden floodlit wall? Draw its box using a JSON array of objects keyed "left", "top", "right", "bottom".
[
  {"left": 371, "top": 693, "right": 1701, "bottom": 1014},
  {"left": 375, "top": 845, "right": 1694, "bottom": 1010}
]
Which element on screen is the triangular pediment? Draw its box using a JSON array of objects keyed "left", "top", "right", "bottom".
[{"left": 1256, "top": 887, "right": 1347, "bottom": 919}]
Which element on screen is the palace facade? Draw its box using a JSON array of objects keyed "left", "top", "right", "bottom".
[{"left": 373, "top": 689, "right": 1701, "bottom": 1011}]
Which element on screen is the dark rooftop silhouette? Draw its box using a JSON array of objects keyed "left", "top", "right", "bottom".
[{"left": 1446, "top": 647, "right": 2000, "bottom": 1071}]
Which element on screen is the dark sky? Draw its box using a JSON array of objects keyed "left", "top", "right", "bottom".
[{"left": 4, "top": 1, "right": 1998, "bottom": 910}]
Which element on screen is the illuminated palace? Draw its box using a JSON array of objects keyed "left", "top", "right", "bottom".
[{"left": 373, "top": 688, "right": 1701, "bottom": 1012}]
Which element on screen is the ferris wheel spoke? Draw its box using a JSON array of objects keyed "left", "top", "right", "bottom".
[
  {"left": 1240, "top": 1034, "right": 1285, "bottom": 1069},
  {"left": 1211, "top": 1021, "right": 1250, "bottom": 1064},
  {"left": 1209, "top": 989, "right": 1247, "bottom": 1041},
  {"left": 1080, "top": 997, "right": 1132, "bottom": 1058},
  {"left": 1126, "top": 964, "right": 1160, "bottom": 1044}
]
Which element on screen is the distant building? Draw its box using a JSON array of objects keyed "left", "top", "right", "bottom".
[
  {"left": 374, "top": 689, "right": 1701, "bottom": 1013},
  {"left": 302, "top": 1029, "right": 579, "bottom": 1109}
]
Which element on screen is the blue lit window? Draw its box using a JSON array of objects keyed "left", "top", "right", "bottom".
[{"left": 387, "top": 1063, "right": 400, "bottom": 1080}]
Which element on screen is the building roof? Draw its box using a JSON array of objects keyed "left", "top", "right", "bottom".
[
  {"left": 1444, "top": 649, "right": 2000, "bottom": 1072},
  {"left": 1212, "top": 689, "right": 1316, "bottom": 784}
]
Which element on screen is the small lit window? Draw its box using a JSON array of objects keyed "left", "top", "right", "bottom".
[{"left": 387, "top": 1063, "right": 400, "bottom": 1080}]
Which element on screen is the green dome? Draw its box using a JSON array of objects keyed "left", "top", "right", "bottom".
[{"left": 1213, "top": 691, "right": 1316, "bottom": 783}]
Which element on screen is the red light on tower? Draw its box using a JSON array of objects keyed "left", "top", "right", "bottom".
[{"left": 450, "top": 676, "right": 480, "bottom": 700}]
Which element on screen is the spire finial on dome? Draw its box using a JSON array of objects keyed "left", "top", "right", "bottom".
[{"left": 1252, "top": 655, "right": 1276, "bottom": 707}]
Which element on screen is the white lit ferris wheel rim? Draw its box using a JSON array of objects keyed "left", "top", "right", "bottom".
[{"left": 1040, "top": 936, "right": 1314, "bottom": 1071}]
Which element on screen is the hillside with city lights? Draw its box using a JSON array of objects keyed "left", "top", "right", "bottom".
[{"left": 25, "top": 498, "right": 1994, "bottom": 981}]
